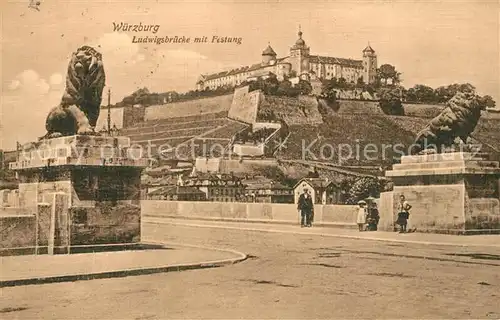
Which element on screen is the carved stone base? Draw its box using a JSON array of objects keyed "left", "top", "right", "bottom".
[
  {"left": 383, "top": 152, "right": 500, "bottom": 234},
  {"left": 7, "top": 135, "right": 148, "bottom": 254}
]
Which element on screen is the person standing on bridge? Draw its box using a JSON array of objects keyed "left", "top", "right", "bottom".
[
  {"left": 396, "top": 194, "right": 412, "bottom": 233},
  {"left": 356, "top": 200, "right": 368, "bottom": 231},
  {"left": 297, "top": 188, "right": 314, "bottom": 227}
]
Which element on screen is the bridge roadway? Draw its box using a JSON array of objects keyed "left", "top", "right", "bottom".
[{"left": 1, "top": 219, "right": 499, "bottom": 319}]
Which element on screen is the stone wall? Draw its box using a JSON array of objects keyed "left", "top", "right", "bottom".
[
  {"left": 402, "top": 103, "right": 444, "bottom": 118},
  {"left": 142, "top": 200, "right": 358, "bottom": 226},
  {"left": 378, "top": 191, "right": 394, "bottom": 231},
  {"left": 228, "top": 86, "right": 261, "bottom": 124},
  {"left": 0, "top": 215, "right": 36, "bottom": 249},
  {"left": 259, "top": 95, "right": 323, "bottom": 125},
  {"left": 232, "top": 144, "right": 264, "bottom": 157},
  {"left": 70, "top": 202, "right": 141, "bottom": 245},
  {"left": 194, "top": 158, "right": 279, "bottom": 174},
  {"left": 145, "top": 94, "right": 234, "bottom": 121},
  {"left": 123, "top": 105, "right": 146, "bottom": 128},
  {"left": 337, "top": 100, "right": 383, "bottom": 114}
]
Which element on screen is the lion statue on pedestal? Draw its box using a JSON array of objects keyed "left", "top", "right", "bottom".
[
  {"left": 410, "top": 91, "right": 486, "bottom": 155},
  {"left": 42, "top": 46, "right": 106, "bottom": 139}
]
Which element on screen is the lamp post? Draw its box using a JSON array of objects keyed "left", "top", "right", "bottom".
[{"left": 107, "top": 88, "right": 111, "bottom": 134}]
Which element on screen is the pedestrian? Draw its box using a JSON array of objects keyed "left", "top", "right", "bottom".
[
  {"left": 366, "top": 202, "right": 380, "bottom": 231},
  {"left": 356, "top": 200, "right": 368, "bottom": 231},
  {"left": 297, "top": 188, "right": 314, "bottom": 227},
  {"left": 396, "top": 194, "right": 412, "bottom": 233}
]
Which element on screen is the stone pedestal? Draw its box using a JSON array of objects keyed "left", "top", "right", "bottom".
[
  {"left": 384, "top": 152, "right": 500, "bottom": 234},
  {"left": 9, "top": 135, "right": 149, "bottom": 253}
]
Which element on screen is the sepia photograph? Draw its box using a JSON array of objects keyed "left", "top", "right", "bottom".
[{"left": 0, "top": 0, "right": 499, "bottom": 319}]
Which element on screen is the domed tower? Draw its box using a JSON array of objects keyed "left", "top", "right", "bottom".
[
  {"left": 363, "top": 43, "right": 377, "bottom": 84},
  {"left": 289, "top": 26, "right": 310, "bottom": 76},
  {"left": 262, "top": 43, "right": 277, "bottom": 65}
]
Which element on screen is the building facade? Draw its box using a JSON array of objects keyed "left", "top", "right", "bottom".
[
  {"left": 147, "top": 186, "right": 206, "bottom": 201},
  {"left": 196, "top": 29, "right": 378, "bottom": 90},
  {"left": 183, "top": 173, "right": 246, "bottom": 202},
  {"left": 243, "top": 178, "right": 294, "bottom": 203},
  {"left": 293, "top": 178, "right": 342, "bottom": 205}
]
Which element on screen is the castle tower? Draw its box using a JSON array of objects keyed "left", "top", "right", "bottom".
[
  {"left": 262, "top": 43, "right": 277, "bottom": 65},
  {"left": 289, "top": 26, "right": 310, "bottom": 76},
  {"left": 362, "top": 43, "right": 377, "bottom": 84}
]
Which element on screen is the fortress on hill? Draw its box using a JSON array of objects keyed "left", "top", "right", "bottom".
[{"left": 196, "top": 28, "right": 378, "bottom": 90}]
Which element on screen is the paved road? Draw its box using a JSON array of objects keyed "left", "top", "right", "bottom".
[{"left": 2, "top": 222, "right": 500, "bottom": 319}]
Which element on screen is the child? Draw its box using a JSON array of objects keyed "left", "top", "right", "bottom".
[
  {"left": 367, "top": 202, "right": 380, "bottom": 231},
  {"left": 356, "top": 200, "right": 368, "bottom": 231}
]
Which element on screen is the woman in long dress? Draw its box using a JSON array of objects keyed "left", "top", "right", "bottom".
[{"left": 356, "top": 201, "right": 368, "bottom": 231}]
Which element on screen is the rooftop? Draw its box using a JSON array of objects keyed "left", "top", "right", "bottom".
[
  {"left": 309, "top": 55, "right": 363, "bottom": 68},
  {"left": 294, "top": 177, "right": 337, "bottom": 189}
]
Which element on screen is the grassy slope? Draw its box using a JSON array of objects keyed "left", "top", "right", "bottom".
[
  {"left": 279, "top": 113, "right": 417, "bottom": 166},
  {"left": 116, "top": 94, "right": 500, "bottom": 166}
]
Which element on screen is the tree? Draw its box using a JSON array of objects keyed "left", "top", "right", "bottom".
[
  {"left": 263, "top": 74, "right": 279, "bottom": 95},
  {"left": 406, "top": 84, "right": 435, "bottom": 103},
  {"left": 377, "top": 64, "right": 396, "bottom": 85},
  {"left": 277, "top": 79, "right": 298, "bottom": 97},
  {"left": 295, "top": 79, "right": 313, "bottom": 95},
  {"left": 479, "top": 95, "right": 496, "bottom": 109},
  {"left": 356, "top": 77, "right": 364, "bottom": 87},
  {"left": 345, "top": 177, "right": 381, "bottom": 204},
  {"left": 378, "top": 86, "right": 404, "bottom": 115},
  {"left": 434, "top": 83, "right": 476, "bottom": 103}
]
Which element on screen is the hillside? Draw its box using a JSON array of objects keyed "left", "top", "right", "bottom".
[
  {"left": 120, "top": 111, "right": 248, "bottom": 161},
  {"left": 277, "top": 113, "right": 416, "bottom": 166}
]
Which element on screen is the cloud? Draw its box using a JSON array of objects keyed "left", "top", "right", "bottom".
[
  {"left": 10, "top": 69, "right": 51, "bottom": 95},
  {"left": 49, "top": 73, "right": 63, "bottom": 86},
  {"left": 161, "top": 49, "right": 208, "bottom": 61},
  {"left": 142, "top": 49, "right": 223, "bottom": 92},
  {"left": 85, "top": 32, "right": 148, "bottom": 101},
  {"left": 2, "top": 70, "right": 63, "bottom": 150},
  {"left": 8, "top": 80, "right": 20, "bottom": 90},
  {"left": 93, "top": 32, "right": 144, "bottom": 66}
]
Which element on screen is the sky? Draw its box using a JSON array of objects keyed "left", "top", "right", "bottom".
[{"left": 1, "top": 0, "right": 499, "bottom": 150}]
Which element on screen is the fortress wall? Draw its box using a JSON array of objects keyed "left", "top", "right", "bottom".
[
  {"left": 483, "top": 110, "right": 500, "bottom": 120},
  {"left": 402, "top": 103, "right": 444, "bottom": 118},
  {"left": 194, "top": 158, "right": 222, "bottom": 173},
  {"left": 253, "top": 122, "right": 281, "bottom": 132},
  {"left": 337, "top": 100, "right": 383, "bottom": 114},
  {"left": 194, "top": 158, "right": 278, "bottom": 174},
  {"left": 228, "top": 86, "right": 261, "bottom": 124},
  {"left": 123, "top": 105, "right": 146, "bottom": 128},
  {"left": 261, "top": 95, "right": 323, "bottom": 125},
  {"left": 145, "top": 94, "right": 234, "bottom": 121}
]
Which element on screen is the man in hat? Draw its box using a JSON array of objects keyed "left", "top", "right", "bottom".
[
  {"left": 297, "top": 188, "right": 314, "bottom": 227},
  {"left": 356, "top": 200, "right": 368, "bottom": 231}
]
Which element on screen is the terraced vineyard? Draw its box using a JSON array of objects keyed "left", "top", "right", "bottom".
[
  {"left": 120, "top": 112, "right": 248, "bottom": 160},
  {"left": 278, "top": 113, "right": 417, "bottom": 166}
]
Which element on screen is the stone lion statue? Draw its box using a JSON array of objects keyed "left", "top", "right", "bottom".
[
  {"left": 43, "top": 46, "right": 106, "bottom": 138},
  {"left": 410, "top": 91, "right": 486, "bottom": 155}
]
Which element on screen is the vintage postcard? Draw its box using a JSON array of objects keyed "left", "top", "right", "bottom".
[{"left": 1, "top": 0, "right": 499, "bottom": 319}]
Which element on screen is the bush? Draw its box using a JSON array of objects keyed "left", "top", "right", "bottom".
[
  {"left": 344, "top": 177, "right": 382, "bottom": 204},
  {"left": 378, "top": 87, "right": 404, "bottom": 116}
]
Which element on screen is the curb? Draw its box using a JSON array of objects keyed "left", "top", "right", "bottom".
[
  {"left": 143, "top": 218, "right": 500, "bottom": 248},
  {"left": 143, "top": 214, "right": 357, "bottom": 229},
  {"left": 0, "top": 243, "right": 247, "bottom": 288}
]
